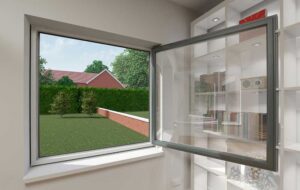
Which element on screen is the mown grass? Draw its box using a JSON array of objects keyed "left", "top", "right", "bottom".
[{"left": 39, "top": 113, "right": 148, "bottom": 157}]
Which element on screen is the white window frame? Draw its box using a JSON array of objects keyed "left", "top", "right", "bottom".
[{"left": 29, "top": 24, "right": 154, "bottom": 166}]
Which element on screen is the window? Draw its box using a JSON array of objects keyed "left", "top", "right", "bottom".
[
  {"left": 151, "top": 16, "right": 278, "bottom": 171},
  {"left": 30, "top": 28, "right": 152, "bottom": 165},
  {"left": 30, "top": 16, "right": 278, "bottom": 170}
]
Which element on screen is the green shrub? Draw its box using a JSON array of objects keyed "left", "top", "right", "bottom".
[
  {"left": 49, "top": 91, "right": 72, "bottom": 117},
  {"left": 81, "top": 91, "right": 97, "bottom": 115},
  {"left": 56, "top": 76, "right": 75, "bottom": 86},
  {"left": 40, "top": 85, "right": 80, "bottom": 114},
  {"left": 40, "top": 85, "right": 149, "bottom": 114}
]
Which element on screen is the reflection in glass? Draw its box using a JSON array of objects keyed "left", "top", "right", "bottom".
[{"left": 156, "top": 26, "right": 267, "bottom": 160}]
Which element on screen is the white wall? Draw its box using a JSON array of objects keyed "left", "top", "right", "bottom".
[{"left": 0, "top": 0, "right": 196, "bottom": 190}]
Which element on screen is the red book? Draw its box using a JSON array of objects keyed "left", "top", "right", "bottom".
[
  {"left": 239, "top": 9, "right": 266, "bottom": 24},
  {"left": 239, "top": 9, "right": 267, "bottom": 42}
]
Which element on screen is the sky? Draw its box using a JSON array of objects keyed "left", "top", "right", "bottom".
[{"left": 39, "top": 33, "right": 125, "bottom": 72}]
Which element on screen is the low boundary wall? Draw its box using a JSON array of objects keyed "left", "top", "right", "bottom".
[{"left": 97, "top": 108, "right": 149, "bottom": 136}]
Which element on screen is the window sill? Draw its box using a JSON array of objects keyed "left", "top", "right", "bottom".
[{"left": 24, "top": 147, "right": 163, "bottom": 184}]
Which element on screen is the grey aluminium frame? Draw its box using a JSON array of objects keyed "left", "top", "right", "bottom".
[
  {"left": 29, "top": 23, "right": 154, "bottom": 166},
  {"left": 150, "top": 16, "right": 278, "bottom": 171}
]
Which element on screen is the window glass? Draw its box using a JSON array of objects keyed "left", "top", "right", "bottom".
[
  {"left": 38, "top": 33, "right": 150, "bottom": 157},
  {"left": 155, "top": 26, "right": 269, "bottom": 161}
]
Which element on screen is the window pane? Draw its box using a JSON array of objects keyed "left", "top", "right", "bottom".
[
  {"left": 156, "top": 26, "right": 268, "bottom": 160},
  {"left": 38, "top": 33, "right": 150, "bottom": 157}
]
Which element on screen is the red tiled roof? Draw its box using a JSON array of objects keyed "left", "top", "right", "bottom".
[{"left": 49, "top": 70, "right": 98, "bottom": 84}]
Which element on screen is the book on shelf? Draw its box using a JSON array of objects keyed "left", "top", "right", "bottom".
[
  {"left": 196, "top": 71, "right": 226, "bottom": 93},
  {"left": 201, "top": 111, "right": 267, "bottom": 141},
  {"left": 239, "top": 9, "right": 267, "bottom": 42}
]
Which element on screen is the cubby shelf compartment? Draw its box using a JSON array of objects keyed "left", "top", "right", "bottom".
[
  {"left": 284, "top": 91, "right": 300, "bottom": 150},
  {"left": 191, "top": 2, "right": 226, "bottom": 36},
  {"left": 194, "top": 157, "right": 226, "bottom": 176},
  {"left": 284, "top": 86, "right": 300, "bottom": 91},
  {"left": 284, "top": 143, "right": 300, "bottom": 152},
  {"left": 284, "top": 22, "right": 300, "bottom": 36},
  {"left": 227, "top": 0, "right": 280, "bottom": 28},
  {"left": 283, "top": 152, "right": 300, "bottom": 190},
  {"left": 192, "top": 48, "right": 225, "bottom": 64},
  {"left": 283, "top": 22, "right": 300, "bottom": 87},
  {"left": 283, "top": 0, "right": 300, "bottom": 27},
  {"left": 202, "top": 130, "right": 266, "bottom": 145},
  {"left": 226, "top": 34, "right": 266, "bottom": 53}
]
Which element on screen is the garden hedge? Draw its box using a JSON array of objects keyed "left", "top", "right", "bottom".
[{"left": 40, "top": 85, "right": 149, "bottom": 114}]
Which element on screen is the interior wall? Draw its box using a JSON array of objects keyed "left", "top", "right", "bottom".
[{"left": 0, "top": 0, "right": 196, "bottom": 190}]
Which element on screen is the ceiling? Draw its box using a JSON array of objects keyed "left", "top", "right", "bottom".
[{"left": 168, "top": 0, "right": 224, "bottom": 15}]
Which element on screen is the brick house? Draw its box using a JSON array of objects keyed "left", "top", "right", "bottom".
[{"left": 49, "top": 69, "right": 125, "bottom": 89}]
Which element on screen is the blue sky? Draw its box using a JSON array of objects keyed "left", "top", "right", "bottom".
[{"left": 40, "top": 33, "right": 125, "bottom": 72}]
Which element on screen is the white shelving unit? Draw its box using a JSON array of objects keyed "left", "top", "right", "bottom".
[
  {"left": 190, "top": 0, "right": 281, "bottom": 190},
  {"left": 283, "top": 0, "right": 300, "bottom": 27},
  {"left": 282, "top": 0, "right": 300, "bottom": 188}
]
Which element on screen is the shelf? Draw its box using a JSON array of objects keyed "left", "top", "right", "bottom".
[
  {"left": 283, "top": 0, "right": 300, "bottom": 27},
  {"left": 195, "top": 89, "right": 265, "bottom": 96},
  {"left": 284, "top": 22, "right": 300, "bottom": 37},
  {"left": 192, "top": 48, "right": 225, "bottom": 64},
  {"left": 227, "top": 34, "right": 266, "bottom": 53},
  {"left": 285, "top": 143, "right": 300, "bottom": 152},
  {"left": 195, "top": 91, "right": 227, "bottom": 96},
  {"left": 227, "top": 179, "right": 258, "bottom": 190},
  {"left": 221, "top": 121, "right": 241, "bottom": 126},
  {"left": 175, "top": 120, "right": 218, "bottom": 126},
  {"left": 189, "top": 114, "right": 214, "bottom": 119},
  {"left": 190, "top": 2, "right": 281, "bottom": 190},
  {"left": 202, "top": 130, "right": 266, "bottom": 145},
  {"left": 194, "top": 158, "right": 226, "bottom": 176},
  {"left": 284, "top": 86, "right": 300, "bottom": 91}
]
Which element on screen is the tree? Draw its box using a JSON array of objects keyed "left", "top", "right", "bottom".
[
  {"left": 39, "top": 56, "right": 55, "bottom": 85},
  {"left": 81, "top": 91, "right": 97, "bottom": 116},
  {"left": 57, "top": 76, "right": 75, "bottom": 86},
  {"left": 50, "top": 91, "right": 71, "bottom": 117},
  {"left": 111, "top": 49, "right": 149, "bottom": 88},
  {"left": 84, "top": 60, "right": 108, "bottom": 73}
]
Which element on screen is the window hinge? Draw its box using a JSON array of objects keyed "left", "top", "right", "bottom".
[{"left": 275, "top": 30, "right": 280, "bottom": 35}]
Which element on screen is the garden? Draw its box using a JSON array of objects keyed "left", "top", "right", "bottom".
[{"left": 39, "top": 85, "right": 149, "bottom": 157}]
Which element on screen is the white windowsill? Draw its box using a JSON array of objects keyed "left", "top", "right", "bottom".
[{"left": 24, "top": 147, "right": 163, "bottom": 184}]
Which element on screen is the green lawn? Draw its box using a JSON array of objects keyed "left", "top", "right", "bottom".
[
  {"left": 125, "top": 111, "right": 149, "bottom": 119},
  {"left": 39, "top": 114, "right": 148, "bottom": 157}
]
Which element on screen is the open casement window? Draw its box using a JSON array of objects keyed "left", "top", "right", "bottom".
[{"left": 151, "top": 16, "right": 278, "bottom": 171}]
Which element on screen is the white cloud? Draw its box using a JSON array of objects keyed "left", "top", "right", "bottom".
[
  {"left": 40, "top": 33, "right": 124, "bottom": 72},
  {"left": 40, "top": 36, "right": 80, "bottom": 56}
]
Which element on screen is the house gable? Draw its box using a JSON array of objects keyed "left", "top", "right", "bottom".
[{"left": 87, "top": 70, "right": 124, "bottom": 89}]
